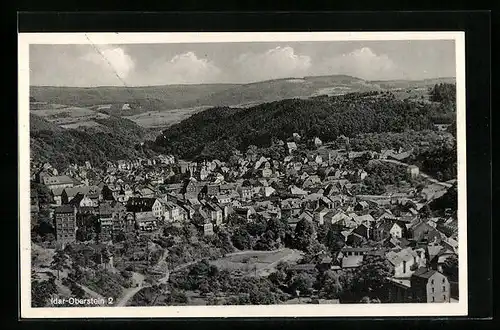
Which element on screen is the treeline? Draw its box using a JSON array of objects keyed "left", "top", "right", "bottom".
[
  {"left": 150, "top": 92, "right": 449, "bottom": 161},
  {"left": 412, "top": 143, "right": 457, "bottom": 182},
  {"left": 429, "top": 83, "right": 456, "bottom": 106},
  {"left": 30, "top": 115, "right": 154, "bottom": 171},
  {"left": 349, "top": 130, "right": 454, "bottom": 154}
]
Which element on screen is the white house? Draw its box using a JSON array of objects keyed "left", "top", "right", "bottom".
[
  {"left": 390, "top": 222, "right": 404, "bottom": 239},
  {"left": 386, "top": 247, "right": 420, "bottom": 278}
]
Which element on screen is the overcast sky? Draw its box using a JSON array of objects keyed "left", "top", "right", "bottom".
[{"left": 29, "top": 40, "right": 456, "bottom": 87}]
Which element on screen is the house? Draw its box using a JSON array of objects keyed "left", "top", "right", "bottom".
[
  {"left": 237, "top": 185, "right": 254, "bottom": 200},
  {"left": 98, "top": 201, "right": 131, "bottom": 238},
  {"left": 354, "top": 201, "right": 369, "bottom": 211},
  {"left": 260, "top": 186, "right": 276, "bottom": 197},
  {"left": 326, "top": 210, "right": 350, "bottom": 226},
  {"left": 183, "top": 180, "right": 204, "bottom": 199},
  {"left": 386, "top": 248, "right": 421, "bottom": 279},
  {"left": 203, "top": 201, "right": 224, "bottom": 226},
  {"left": 54, "top": 205, "right": 77, "bottom": 244},
  {"left": 314, "top": 137, "right": 322, "bottom": 147},
  {"left": 341, "top": 255, "right": 364, "bottom": 269},
  {"left": 62, "top": 186, "right": 101, "bottom": 206},
  {"left": 434, "top": 123, "right": 451, "bottom": 131},
  {"left": 407, "top": 165, "right": 420, "bottom": 179},
  {"left": 373, "top": 219, "right": 408, "bottom": 241},
  {"left": 389, "top": 150, "right": 413, "bottom": 161},
  {"left": 43, "top": 175, "right": 75, "bottom": 191},
  {"left": 51, "top": 187, "right": 65, "bottom": 206},
  {"left": 162, "top": 200, "right": 185, "bottom": 222},
  {"left": 352, "top": 223, "right": 371, "bottom": 240},
  {"left": 201, "top": 183, "right": 220, "bottom": 198},
  {"left": 262, "top": 167, "right": 273, "bottom": 178},
  {"left": 346, "top": 232, "right": 366, "bottom": 247},
  {"left": 339, "top": 247, "right": 373, "bottom": 258},
  {"left": 234, "top": 206, "right": 256, "bottom": 222},
  {"left": 213, "top": 194, "right": 232, "bottom": 205},
  {"left": 420, "top": 184, "right": 448, "bottom": 201},
  {"left": 66, "top": 192, "right": 94, "bottom": 209},
  {"left": 203, "top": 223, "right": 214, "bottom": 236},
  {"left": 410, "top": 221, "right": 439, "bottom": 242},
  {"left": 298, "top": 210, "right": 314, "bottom": 223},
  {"left": 126, "top": 197, "right": 163, "bottom": 230},
  {"left": 287, "top": 142, "right": 298, "bottom": 154},
  {"left": 289, "top": 185, "right": 308, "bottom": 196},
  {"left": 410, "top": 268, "right": 451, "bottom": 303},
  {"left": 314, "top": 207, "right": 329, "bottom": 226},
  {"left": 352, "top": 214, "right": 376, "bottom": 226}
]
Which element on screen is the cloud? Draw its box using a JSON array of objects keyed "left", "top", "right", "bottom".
[
  {"left": 29, "top": 45, "right": 137, "bottom": 86},
  {"left": 233, "top": 46, "right": 312, "bottom": 82},
  {"left": 142, "top": 51, "right": 221, "bottom": 85},
  {"left": 316, "top": 47, "right": 406, "bottom": 80},
  {"left": 80, "top": 46, "right": 135, "bottom": 82}
]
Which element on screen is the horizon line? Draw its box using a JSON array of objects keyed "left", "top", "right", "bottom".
[{"left": 29, "top": 74, "right": 457, "bottom": 89}]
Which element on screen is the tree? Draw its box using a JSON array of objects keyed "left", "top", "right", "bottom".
[
  {"left": 350, "top": 254, "right": 394, "bottom": 302},
  {"left": 50, "top": 249, "right": 70, "bottom": 280},
  {"left": 319, "top": 270, "right": 343, "bottom": 299},
  {"left": 420, "top": 204, "right": 433, "bottom": 219},
  {"left": 294, "top": 218, "right": 315, "bottom": 251},
  {"left": 290, "top": 273, "right": 315, "bottom": 296},
  {"left": 101, "top": 247, "right": 111, "bottom": 269},
  {"left": 231, "top": 228, "right": 252, "bottom": 250},
  {"left": 32, "top": 278, "right": 57, "bottom": 307},
  {"left": 442, "top": 254, "right": 458, "bottom": 282},
  {"left": 324, "top": 227, "right": 346, "bottom": 255}
]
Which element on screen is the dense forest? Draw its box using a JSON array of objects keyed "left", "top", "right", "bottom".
[
  {"left": 30, "top": 114, "right": 154, "bottom": 171},
  {"left": 149, "top": 90, "right": 455, "bottom": 161}
]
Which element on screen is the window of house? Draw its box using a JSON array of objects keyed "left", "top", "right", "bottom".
[
  {"left": 443, "top": 286, "right": 446, "bottom": 292},
  {"left": 431, "top": 287, "right": 434, "bottom": 293},
  {"left": 431, "top": 296, "right": 435, "bottom": 302},
  {"left": 443, "top": 295, "right": 446, "bottom": 301},
  {"left": 403, "top": 261, "right": 407, "bottom": 273},
  {"left": 431, "top": 279, "right": 434, "bottom": 285},
  {"left": 442, "top": 278, "right": 446, "bottom": 283}
]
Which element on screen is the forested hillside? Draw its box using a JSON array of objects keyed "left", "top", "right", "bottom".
[
  {"left": 30, "top": 114, "right": 154, "bottom": 170},
  {"left": 149, "top": 90, "right": 453, "bottom": 161},
  {"left": 30, "top": 84, "right": 237, "bottom": 111}
]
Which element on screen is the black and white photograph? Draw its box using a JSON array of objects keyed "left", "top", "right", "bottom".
[{"left": 19, "top": 32, "right": 467, "bottom": 318}]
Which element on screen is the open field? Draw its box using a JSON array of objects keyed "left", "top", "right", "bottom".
[
  {"left": 209, "top": 248, "right": 303, "bottom": 277},
  {"left": 124, "top": 106, "right": 211, "bottom": 128},
  {"left": 31, "top": 105, "right": 110, "bottom": 128}
]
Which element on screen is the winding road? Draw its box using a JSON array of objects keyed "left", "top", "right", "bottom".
[
  {"left": 115, "top": 272, "right": 147, "bottom": 307},
  {"left": 378, "top": 158, "right": 453, "bottom": 188}
]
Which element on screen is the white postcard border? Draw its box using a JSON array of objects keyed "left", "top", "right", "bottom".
[{"left": 18, "top": 31, "right": 467, "bottom": 318}]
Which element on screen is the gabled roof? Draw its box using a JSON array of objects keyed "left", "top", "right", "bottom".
[
  {"left": 69, "top": 193, "right": 86, "bottom": 206},
  {"left": 126, "top": 197, "right": 159, "bottom": 212},
  {"left": 55, "top": 205, "right": 76, "bottom": 214},
  {"left": 342, "top": 255, "right": 364, "bottom": 268},
  {"left": 43, "top": 175, "right": 75, "bottom": 186},
  {"left": 411, "top": 267, "right": 438, "bottom": 279},
  {"left": 64, "top": 186, "right": 101, "bottom": 198},
  {"left": 386, "top": 247, "right": 418, "bottom": 266}
]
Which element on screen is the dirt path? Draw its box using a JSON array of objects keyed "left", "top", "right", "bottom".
[
  {"left": 115, "top": 272, "right": 147, "bottom": 307},
  {"left": 255, "top": 249, "right": 303, "bottom": 277},
  {"left": 378, "top": 159, "right": 452, "bottom": 188}
]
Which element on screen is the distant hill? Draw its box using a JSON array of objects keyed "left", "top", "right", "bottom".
[
  {"left": 149, "top": 90, "right": 453, "bottom": 161},
  {"left": 30, "top": 75, "right": 456, "bottom": 115},
  {"left": 191, "top": 75, "right": 371, "bottom": 107},
  {"left": 30, "top": 84, "right": 238, "bottom": 112}
]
